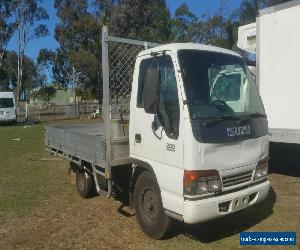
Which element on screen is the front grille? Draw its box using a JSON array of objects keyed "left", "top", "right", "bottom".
[{"left": 222, "top": 171, "right": 253, "bottom": 187}]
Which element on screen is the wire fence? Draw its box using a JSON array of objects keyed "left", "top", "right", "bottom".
[
  {"left": 17, "top": 103, "right": 101, "bottom": 123},
  {"left": 104, "top": 32, "right": 159, "bottom": 120},
  {"left": 108, "top": 42, "right": 144, "bottom": 119}
]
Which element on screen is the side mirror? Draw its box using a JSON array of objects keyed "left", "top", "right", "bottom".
[
  {"left": 143, "top": 63, "right": 159, "bottom": 114},
  {"left": 152, "top": 120, "right": 158, "bottom": 131}
]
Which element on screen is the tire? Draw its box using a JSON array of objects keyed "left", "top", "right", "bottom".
[
  {"left": 76, "top": 169, "right": 95, "bottom": 198},
  {"left": 134, "top": 171, "right": 172, "bottom": 239}
]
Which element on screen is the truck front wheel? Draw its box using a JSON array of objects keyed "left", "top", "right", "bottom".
[
  {"left": 76, "top": 169, "right": 95, "bottom": 198},
  {"left": 134, "top": 171, "right": 172, "bottom": 239}
]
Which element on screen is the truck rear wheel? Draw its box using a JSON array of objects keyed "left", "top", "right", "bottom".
[
  {"left": 76, "top": 169, "right": 95, "bottom": 198},
  {"left": 134, "top": 171, "right": 172, "bottom": 239}
]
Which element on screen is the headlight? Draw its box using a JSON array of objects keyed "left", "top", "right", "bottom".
[
  {"left": 254, "top": 157, "right": 269, "bottom": 181},
  {"left": 184, "top": 170, "right": 221, "bottom": 196}
]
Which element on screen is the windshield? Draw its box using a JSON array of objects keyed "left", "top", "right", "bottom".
[
  {"left": 0, "top": 98, "right": 14, "bottom": 108},
  {"left": 178, "top": 50, "right": 265, "bottom": 120}
]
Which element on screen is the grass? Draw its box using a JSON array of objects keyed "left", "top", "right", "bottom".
[
  {"left": 0, "top": 123, "right": 78, "bottom": 223},
  {"left": 0, "top": 123, "right": 299, "bottom": 249}
]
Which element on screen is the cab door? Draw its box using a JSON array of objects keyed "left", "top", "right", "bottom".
[{"left": 130, "top": 52, "right": 184, "bottom": 213}]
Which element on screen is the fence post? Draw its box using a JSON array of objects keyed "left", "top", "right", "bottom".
[
  {"left": 16, "top": 106, "right": 19, "bottom": 123},
  {"left": 25, "top": 102, "right": 28, "bottom": 121},
  {"left": 102, "top": 26, "right": 112, "bottom": 195},
  {"left": 53, "top": 105, "right": 55, "bottom": 121},
  {"left": 38, "top": 105, "right": 41, "bottom": 122},
  {"left": 77, "top": 101, "right": 79, "bottom": 118}
]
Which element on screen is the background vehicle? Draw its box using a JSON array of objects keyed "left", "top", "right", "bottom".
[
  {"left": 210, "top": 68, "right": 248, "bottom": 112},
  {"left": 0, "top": 92, "right": 17, "bottom": 123},
  {"left": 238, "top": 0, "right": 300, "bottom": 144},
  {"left": 44, "top": 26, "right": 270, "bottom": 239}
]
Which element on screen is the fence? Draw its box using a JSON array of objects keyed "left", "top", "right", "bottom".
[
  {"left": 17, "top": 103, "right": 100, "bottom": 123},
  {"left": 103, "top": 27, "right": 159, "bottom": 121}
]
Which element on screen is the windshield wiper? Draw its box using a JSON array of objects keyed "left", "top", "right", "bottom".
[
  {"left": 197, "top": 113, "right": 266, "bottom": 127},
  {"left": 240, "top": 112, "right": 267, "bottom": 122},
  {"left": 247, "top": 112, "right": 267, "bottom": 118},
  {"left": 202, "top": 114, "right": 240, "bottom": 128}
]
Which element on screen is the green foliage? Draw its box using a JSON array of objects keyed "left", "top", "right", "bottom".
[
  {"left": 47, "top": 0, "right": 174, "bottom": 99},
  {"left": 0, "top": 51, "right": 17, "bottom": 91},
  {"left": 48, "top": 0, "right": 102, "bottom": 98},
  {"left": 236, "top": 0, "right": 291, "bottom": 25},
  {"left": 10, "top": 0, "right": 49, "bottom": 43},
  {"left": 171, "top": 3, "right": 203, "bottom": 43},
  {"left": 0, "top": 51, "right": 44, "bottom": 95},
  {"left": 31, "top": 85, "right": 57, "bottom": 103},
  {"left": 94, "top": 0, "right": 172, "bottom": 42},
  {"left": 236, "top": 0, "right": 265, "bottom": 25},
  {"left": 0, "top": 124, "right": 78, "bottom": 224},
  {"left": 0, "top": 1, "right": 17, "bottom": 65}
]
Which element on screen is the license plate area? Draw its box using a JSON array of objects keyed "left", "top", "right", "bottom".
[{"left": 232, "top": 195, "right": 249, "bottom": 212}]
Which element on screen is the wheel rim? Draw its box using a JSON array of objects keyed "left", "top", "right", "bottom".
[{"left": 141, "top": 189, "right": 159, "bottom": 226}]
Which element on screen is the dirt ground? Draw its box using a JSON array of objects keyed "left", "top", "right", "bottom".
[{"left": 0, "top": 123, "right": 299, "bottom": 249}]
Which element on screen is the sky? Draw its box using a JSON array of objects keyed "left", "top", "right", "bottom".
[{"left": 7, "top": 0, "right": 242, "bottom": 61}]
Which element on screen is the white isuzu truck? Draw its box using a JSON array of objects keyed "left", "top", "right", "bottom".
[
  {"left": 238, "top": 0, "right": 300, "bottom": 144},
  {"left": 44, "top": 26, "right": 270, "bottom": 239}
]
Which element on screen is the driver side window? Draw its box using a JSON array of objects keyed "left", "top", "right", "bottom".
[{"left": 137, "top": 55, "right": 180, "bottom": 139}]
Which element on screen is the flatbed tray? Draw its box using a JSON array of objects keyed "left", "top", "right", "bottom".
[{"left": 44, "top": 123, "right": 130, "bottom": 167}]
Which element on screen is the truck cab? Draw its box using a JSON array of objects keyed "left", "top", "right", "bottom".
[
  {"left": 0, "top": 92, "right": 17, "bottom": 123},
  {"left": 129, "top": 44, "right": 270, "bottom": 237}
]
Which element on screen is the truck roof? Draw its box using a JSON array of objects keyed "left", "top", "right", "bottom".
[
  {"left": 138, "top": 43, "right": 241, "bottom": 58},
  {"left": 259, "top": 0, "right": 300, "bottom": 16},
  {"left": 0, "top": 92, "right": 14, "bottom": 98}
]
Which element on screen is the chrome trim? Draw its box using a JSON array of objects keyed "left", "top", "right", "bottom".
[{"left": 222, "top": 171, "right": 253, "bottom": 188}]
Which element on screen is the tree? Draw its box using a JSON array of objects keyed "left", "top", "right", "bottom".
[
  {"left": 94, "top": 0, "right": 172, "bottom": 42},
  {"left": 0, "top": 51, "right": 17, "bottom": 91},
  {"left": 11, "top": 0, "right": 49, "bottom": 103},
  {"left": 266, "top": 0, "right": 291, "bottom": 5},
  {"left": 236, "top": 0, "right": 291, "bottom": 25},
  {"left": 30, "top": 85, "right": 57, "bottom": 103},
  {"left": 0, "top": 1, "right": 16, "bottom": 67},
  {"left": 0, "top": 50, "right": 42, "bottom": 98},
  {"left": 171, "top": 3, "right": 203, "bottom": 43},
  {"left": 169, "top": 1, "right": 238, "bottom": 49},
  {"left": 148, "top": 1, "right": 173, "bottom": 43},
  {"left": 52, "top": 0, "right": 101, "bottom": 98},
  {"left": 236, "top": 0, "right": 265, "bottom": 25}
]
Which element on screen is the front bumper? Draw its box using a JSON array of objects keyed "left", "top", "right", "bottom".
[
  {"left": 0, "top": 114, "right": 16, "bottom": 123},
  {"left": 183, "top": 180, "right": 270, "bottom": 224},
  {"left": 0, "top": 118, "right": 16, "bottom": 123}
]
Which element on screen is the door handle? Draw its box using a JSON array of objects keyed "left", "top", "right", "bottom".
[{"left": 135, "top": 134, "right": 141, "bottom": 143}]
